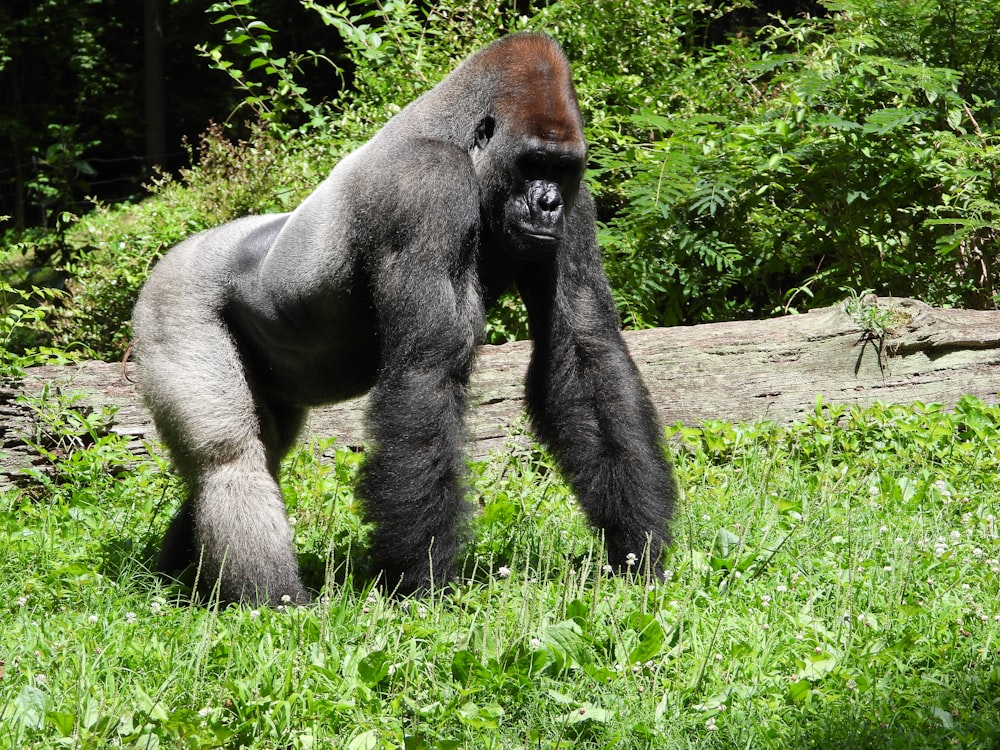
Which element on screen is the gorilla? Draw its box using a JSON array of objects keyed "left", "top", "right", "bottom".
[{"left": 133, "top": 32, "right": 675, "bottom": 605}]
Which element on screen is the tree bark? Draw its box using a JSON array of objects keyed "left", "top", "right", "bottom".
[{"left": 3, "top": 297, "right": 1000, "bottom": 488}]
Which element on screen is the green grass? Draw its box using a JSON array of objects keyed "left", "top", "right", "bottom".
[{"left": 2, "top": 397, "right": 1000, "bottom": 748}]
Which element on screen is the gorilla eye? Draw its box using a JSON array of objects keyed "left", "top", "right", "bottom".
[{"left": 474, "top": 116, "right": 495, "bottom": 149}]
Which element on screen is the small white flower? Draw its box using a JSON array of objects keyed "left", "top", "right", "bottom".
[
  {"left": 281, "top": 594, "right": 292, "bottom": 604},
  {"left": 529, "top": 638, "right": 541, "bottom": 650},
  {"left": 88, "top": 614, "right": 99, "bottom": 624},
  {"left": 15, "top": 596, "right": 28, "bottom": 607},
  {"left": 602, "top": 564, "right": 614, "bottom": 574},
  {"left": 625, "top": 553, "right": 638, "bottom": 567},
  {"left": 497, "top": 566, "right": 511, "bottom": 579},
  {"left": 125, "top": 611, "right": 137, "bottom": 624},
  {"left": 250, "top": 609, "right": 260, "bottom": 618}
]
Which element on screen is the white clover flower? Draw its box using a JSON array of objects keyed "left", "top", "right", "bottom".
[
  {"left": 529, "top": 638, "right": 541, "bottom": 650},
  {"left": 602, "top": 564, "right": 613, "bottom": 574},
  {"left": 281, "top": 594, "right": 292, "bottom": 604},
  {"left": 625, "top": 553, "right": 637, "bottom": 567},
  {"left": 15, "top": 596, "right": 28, "bottom": 607},
  {"left": 125, "top": 611, "right": 137, "bottom": 624},
  {"left": 250, "top": 609, "right": 260, "bottom": 618},
  {"left": 497, "top": 566, "right": 511, "bottom": 579}
]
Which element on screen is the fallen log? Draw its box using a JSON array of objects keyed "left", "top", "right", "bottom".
[{"left": 3, "top": 296, "right": 1000, "bottom": 488}]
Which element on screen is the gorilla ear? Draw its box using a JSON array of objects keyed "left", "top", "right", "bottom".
[{"left": 474, "top": 116, "right": 495, "bottom": 150}]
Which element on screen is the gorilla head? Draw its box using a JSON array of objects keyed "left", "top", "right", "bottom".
[
  {"left": 466, "top": 37, "right": 587, "bottom": 257},
  {"left": 133, "top": 33, "right": 676, "bottom": 605}
]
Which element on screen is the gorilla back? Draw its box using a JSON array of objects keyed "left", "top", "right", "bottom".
[{"left": 133, "top": 32, "right": 676, "bottom": 605}]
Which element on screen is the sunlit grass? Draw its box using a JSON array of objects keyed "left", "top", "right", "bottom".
[{"left": 2, "top": 398, "right": 999, "bottom": 748}]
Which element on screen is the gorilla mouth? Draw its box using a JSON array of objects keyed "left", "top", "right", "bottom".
[{"left": 519, "top": 227, "right": 562, "bottom": 246}]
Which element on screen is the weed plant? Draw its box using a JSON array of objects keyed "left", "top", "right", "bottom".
[{"left": 2, "top": 398, "right": 999, "bottom": 748}]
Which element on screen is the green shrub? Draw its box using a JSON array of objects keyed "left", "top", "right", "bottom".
[
  {"left": 582, "top": 0, "right": 1000, "bottom": 326},
  {"left": 38, "top": 0, "right": 1000, "bottom": 356}
]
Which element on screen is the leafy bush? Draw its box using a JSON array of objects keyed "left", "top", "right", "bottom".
[
  {"left": 35, "top": 0, "right": 1000, "bottom": 357},
  {"left": 580, "top": 0, "right": 1000, "bottom": 326}
]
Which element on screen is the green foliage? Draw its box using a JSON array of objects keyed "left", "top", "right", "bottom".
[
  {"left": 21, "top": 0, "right": 1000, "bottom": 356},
  {"left": 3, "top": 398, "right": 1000, "bottom": 747},
  {"left": 0, "top": 282, "right": 68, "bottom": 378},
  {"left": 0, "top": 0, "right": 137, "bottom": 240},
  {"left": 581, "top": 0, "right": 1000, "bottom": 327},
  {"left": 199, "top": 0, "right": 340, "bottom": 130}
]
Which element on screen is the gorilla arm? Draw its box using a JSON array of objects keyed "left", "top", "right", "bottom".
[
  {"left": 515, "top": 192, "right": 675, "bottom": 575},
  {"left": 354, "top": 140, "right": 486, "bottom": 594}
]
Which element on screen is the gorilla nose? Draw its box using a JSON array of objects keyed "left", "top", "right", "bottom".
[{"left": 538, "top": 186, "right": 562, "bottom": 211}]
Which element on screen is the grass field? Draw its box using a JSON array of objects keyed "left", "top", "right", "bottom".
[{"left": 2, "top": 397, "right": 999, "bottom": 748}]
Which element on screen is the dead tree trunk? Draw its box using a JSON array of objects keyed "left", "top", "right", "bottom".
[{"left": 3, "top": 297, "right": 1000, "bottom": 487}]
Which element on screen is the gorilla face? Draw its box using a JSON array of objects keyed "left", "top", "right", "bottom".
[
  {"left": 507, "top": 141, "right": 585, "bottom": 253},
  {"left": 472, "top": 116, "right": 586, "bottom": 260}
]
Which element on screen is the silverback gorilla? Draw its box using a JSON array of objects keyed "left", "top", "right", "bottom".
[{"left": 133, "top": 33, "right": 675, "bottom": 605}]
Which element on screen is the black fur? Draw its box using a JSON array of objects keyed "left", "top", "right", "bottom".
[{"left": 133, "top": 33, "right": 675, "bottom": 605}]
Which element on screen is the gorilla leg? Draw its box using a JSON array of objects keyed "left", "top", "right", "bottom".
[
  {"left": 357, "top": 246, "right": 483, "bottom": 595},
  {"left": 359, "top": 365, "right": 473, "bottom": 595},
  {"left": 139, "top": 313, "right": 308, "bottom": 605}
]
